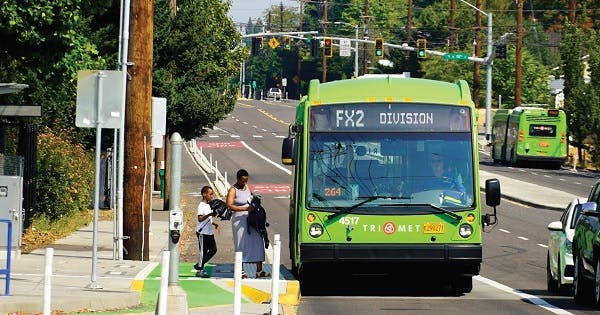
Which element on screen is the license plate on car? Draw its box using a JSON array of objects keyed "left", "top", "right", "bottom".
[{"left": 423, "top": 222, "right": 445, "bottom": 234}]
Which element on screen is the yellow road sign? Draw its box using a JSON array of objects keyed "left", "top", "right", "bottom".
[{"left": 269, "top": 37, "right": 280, "bottom": 49}]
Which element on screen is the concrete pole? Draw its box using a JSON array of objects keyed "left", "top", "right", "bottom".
[
  {"left": 156, "top": 250, "right": 170, "bottom": 315},
  {"left": 166, "top": 132, "right": 189, "bottom": 314}
]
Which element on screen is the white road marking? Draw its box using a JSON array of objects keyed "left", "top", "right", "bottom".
[
  {"left": 499, "top": 229, "right": 511, "bottom": 233},
  {"left": 230, "top": 135, "right": 240, "bottom": 138},
  {"left": 209, "top": 135, "right": 219, "bottom": 138},
  {"left": 262, "top": 129, "right": 268, "bottom": 132},
  {"left": 474, "top": 276, "right": 574, "bottom": 315},
  {"left": 275, "top": 135, "right": 286, "bottom": 138},
  {"left": 531, "top": 172, "right": 538, "bottom": 176},
  {"left": 252, "top": 135, "right": 263, "bottom": 138},
  {"left": 538, "top": 244, "right": 548, "bottom": 248},
  {"left": 243, "top": 121, "right": 248, "bottom": 125},
  {"left": 544, "top": 175, "right": 551, "bottom": 178},
  {"left": 574, "top": 182, "right": 581, "bottom": 185},
  {"left": 559, "top": 178, "right": 565, "bottom": 181},
  {"left": 517, "top": 236, "right": 529, "bottom": 241},
  {"left": 240, "top": 141, "right": 292, "bottom": 175}
]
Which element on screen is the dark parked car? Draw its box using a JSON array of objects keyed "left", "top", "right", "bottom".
[{"left": 572, "top": 181, "right": 600, "bottom": 307}]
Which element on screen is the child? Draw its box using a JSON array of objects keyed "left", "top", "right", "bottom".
[{"left": 195, "top": 186, "right": 219, "bottom": 278}]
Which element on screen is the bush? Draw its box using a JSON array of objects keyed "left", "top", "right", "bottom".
[{"left": 36, "top": 127, "right": 94, "bottom": 221}]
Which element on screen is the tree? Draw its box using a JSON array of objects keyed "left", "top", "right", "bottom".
[
  {"left": 153, "top": 0, "right": 246, "bottom": 139},
  {"left": 560, "top": 23, "right": 596, "bottom": 164}
]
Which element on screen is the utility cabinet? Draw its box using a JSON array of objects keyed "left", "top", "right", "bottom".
[{"left": 0, "top": 176, "right": 23, "bottom": 255}]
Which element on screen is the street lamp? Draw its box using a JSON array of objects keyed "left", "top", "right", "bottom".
[
  {"left": 334, "top": 21, "right": 359, "bottom": 78},
  {"left": 458, "top": 0, "right": 493, "bottom": 141}
]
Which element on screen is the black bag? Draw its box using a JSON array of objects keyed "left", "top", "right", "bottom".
[
  {"left": 209, "top": 199, "right": 232, "bottom": 221},
  {"left": 247, "top": 194, "right": 270, "bottom": 248}
]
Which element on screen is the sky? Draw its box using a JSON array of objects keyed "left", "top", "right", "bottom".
[{"left": 229, "top": 0, "right": 298, "bottom": 24}]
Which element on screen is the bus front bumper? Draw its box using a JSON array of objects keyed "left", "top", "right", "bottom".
[{"left": 300, "top": 243, "right": 482, "bottom": 264}]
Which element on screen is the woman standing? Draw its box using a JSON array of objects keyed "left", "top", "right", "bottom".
[{"left": 226, "top": 169, "right": 270, "bottom": 278}]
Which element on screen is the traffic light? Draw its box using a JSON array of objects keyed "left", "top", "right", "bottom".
[
  {"left": 496, "top": 44, "right": 506, "bottom": 59},
  {"left": 251, "top": 37, "right": 263, "bottom": 56},
  {"left": 375, "top": 38, "right": 384, "bottom": 58},
  {"left": 416, "top": 38, "right": 427, "bottom": 59},
  {"left": 284, "top": 36, "right": 291, "bottom": 50},
  {"left": 323, "top": 37, "right": 333, "bottom": 57},
  {"left": 311, "top": 39, "right": 320, "bottom": 58}
]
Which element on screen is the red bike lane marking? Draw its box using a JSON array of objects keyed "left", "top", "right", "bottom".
[
  {"left": 196, "top": 140, "right": 243, "bottom": 149},
  {"left": 248, "top": 183, "right": 291, "bottom": 195}
]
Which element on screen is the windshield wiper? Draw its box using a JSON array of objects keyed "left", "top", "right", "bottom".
[
  {"left": 403, "top": 203, "right": 462, "bottom": 221},
  {"left": 325, "top": 196, "right": 409, "bottom": 222},
  {"left": 326, "top": 196, "right": 378, "bottom": 222}
]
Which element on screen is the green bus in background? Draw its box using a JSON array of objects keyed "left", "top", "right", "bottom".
[
  {"left": 491, "top": 107, "right": 567, "bottom": 169},
  {"left": 281, "top": 76, "right": 501, "bottom": 293}
]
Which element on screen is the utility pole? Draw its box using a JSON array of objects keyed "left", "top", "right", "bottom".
[
  {"left": 473, "top": 0, "right": 482, "bottom": 108},
  {"left": 568, "top": 0, "right": 576, "bottom": 22},
  {"left": 297, "top": 0, "right": 304, "bottom": 98},
  {"left": 322, "top": 0, "right": 328, "bottom": 83},
  {"left": 280, "top": 2, "right": 284, "bottom": 89},
  {"left": 404, "top": 0, "right": 413, "bottom": 71},
  {"left": 362, "top": 0, "right": 370, "bottom": 75},
  {"left": 449, "top": 0, "right": 456, "bottom": 51},
  {"left": 515, "top": 0, "right": 523, "bottom": 107},
  {"left": 123, "top": 0, "right": 153, "bottom": 261}
]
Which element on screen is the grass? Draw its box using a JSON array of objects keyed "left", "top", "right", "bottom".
[{"left": 20, "top": 209, "right": 113, "bottom": 253}]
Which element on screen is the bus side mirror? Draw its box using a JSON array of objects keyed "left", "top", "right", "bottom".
[
  {"left": 484, "top": 179, "right": 500, "bottom": 226},
  {"left": 485, "top": 178, "right": 501, "bottom": 207},
  {"left": 281, "top": 137, "right": 295, "bottom": 165}
]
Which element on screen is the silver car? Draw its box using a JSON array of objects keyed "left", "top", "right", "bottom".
[
  {"left": 267, "top": 87, "right": 282, "bottom": 100},
  {"left": 547, "top": 197, "right": 587, "bottom": 293}
]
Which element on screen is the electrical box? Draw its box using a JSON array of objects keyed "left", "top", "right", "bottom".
[{"left": 0, "top": 176, "right": 23, "bottom": 254}]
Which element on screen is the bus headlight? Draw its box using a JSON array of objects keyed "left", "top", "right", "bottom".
[
  {"left": 459, "top": 224, "right": 473, "bottom": 238},
  {"left": 309, "top": 223, "right": 324, "bottom": 238}
]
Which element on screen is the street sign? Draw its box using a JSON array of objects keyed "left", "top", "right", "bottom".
[
  {"left": 268, "top": 37, "right": 280, "bottom": 49},
  {"left": 282, "top": 78, "right": 287, "bottom": 87},
  {"left": 339, "top": 39, "right": 351, "bottom": 57},
  {"left": 443, "top": 52, "right": 469, "bottom": 61},
  {"left": 76, "top": 70, "right": 124, "bottom": 129}
]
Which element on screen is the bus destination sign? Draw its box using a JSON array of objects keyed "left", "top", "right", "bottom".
[{"left": 309, "top": 103, "right": 471, "bottom": 132}]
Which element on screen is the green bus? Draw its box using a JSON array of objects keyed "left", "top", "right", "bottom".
[
  {"left": 491, "top": 107, "right": 567, "bottom": 169},
  {"left": 281, "top": 77, "right": 500, "bottom": 293}
]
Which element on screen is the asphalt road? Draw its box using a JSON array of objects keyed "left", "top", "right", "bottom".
[{"left": 193, "top": 98, "right": 600, "bottom": 315}]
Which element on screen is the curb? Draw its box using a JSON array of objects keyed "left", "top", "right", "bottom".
[{"left": 130, "top": 262, "right": 159, "bottom": 292}]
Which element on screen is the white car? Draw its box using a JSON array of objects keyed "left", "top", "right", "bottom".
[
  {"left": 547, "top": 197, "right": 587, "bottom": 293},
  {"left": 267, "top": 87, "right": 282, "bottom": 100}
]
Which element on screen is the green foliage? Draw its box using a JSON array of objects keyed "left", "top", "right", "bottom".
[
  {"left": 36, "top": 127, "right": 94, "bottom": 221},
  {"left": 153, "top": 0, "right": 245, "bottom": 139},
  {"left": 560, "top": 23, "right": 597, "bottom": 159},
  {"left": 492, "top": 46, "right": 551, "bottom": 107}
]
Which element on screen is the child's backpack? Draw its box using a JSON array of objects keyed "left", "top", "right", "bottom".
[
  {"left": 209, "top": 199, "right": 231, "bottom": 220},
  {"left": 247, "top": 194, "right": 270, "bottom": 248}
]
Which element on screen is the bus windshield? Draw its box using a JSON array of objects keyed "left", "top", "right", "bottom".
[{"left": 307, "top": 132, "right": 475, "bottom": 212}]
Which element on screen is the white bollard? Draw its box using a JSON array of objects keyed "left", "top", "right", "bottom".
[
  {"left": 209, "top": 153, "right": 213, "bottom": 170},
  {"left": 157, "top": 250, "right": 170, "bottom": 315},
  {"left": 234, "top": 252, "right": 242, "bottom": 315},
  {"left": 215, "top": 160, "right": 219, "bottom": 182},
  {"left": 270, "top": 234, "right": 281, "bottom": 315},
  {"left": 224, "top": 171, "right": 228, "bottom": 187},
  {"left": 43, "top": 247, "right": 54, "bottom": 315}
]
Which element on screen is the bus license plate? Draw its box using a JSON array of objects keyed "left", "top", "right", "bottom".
[{"left": 423, "top": 222, "right": 445, "bottom": 234}]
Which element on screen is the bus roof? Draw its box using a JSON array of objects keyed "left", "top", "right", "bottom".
[{"left": 304, "top": 77, "right": 473, "bottom": 106}]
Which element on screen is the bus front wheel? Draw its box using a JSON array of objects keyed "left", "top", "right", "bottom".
[{"left": 452, "top": 275, "right": 473, "bottom": 293}]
